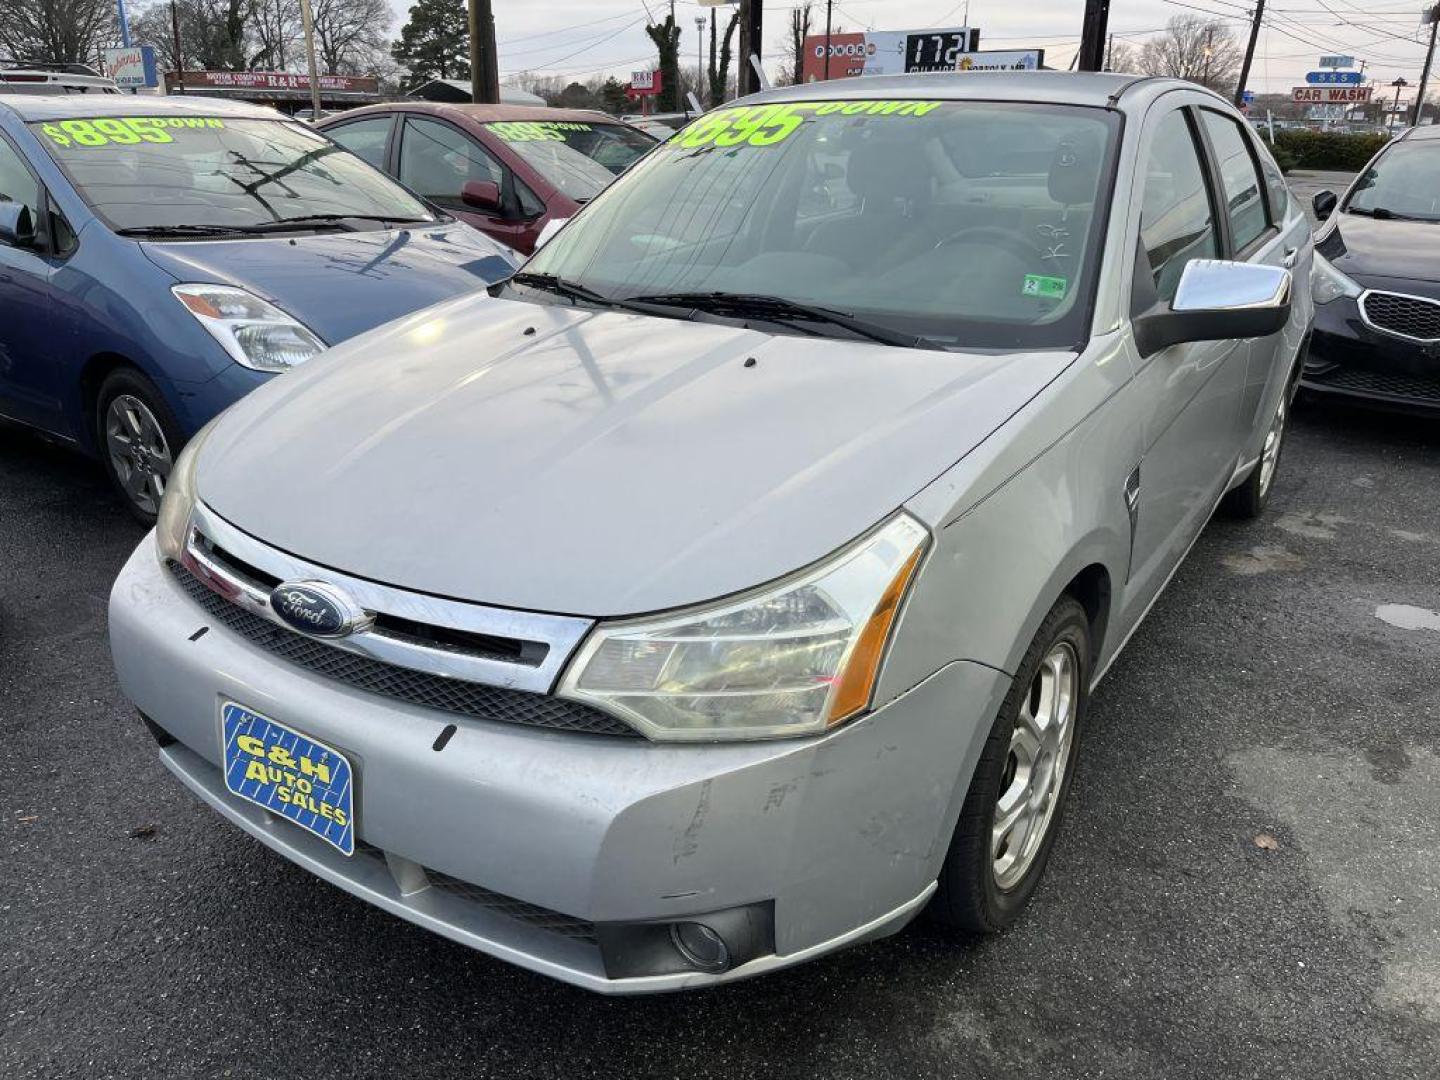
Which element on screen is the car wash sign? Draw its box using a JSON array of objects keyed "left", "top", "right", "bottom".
[
  {"left": 1293, "top": 85, "right": 1373, "bottom": 103},
  {"left": 801, "top": 26, "right": 981, "bottom": 82}
]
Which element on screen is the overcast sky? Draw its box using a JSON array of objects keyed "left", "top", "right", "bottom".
[{"left": 389, "top": 0, "right": 1438, "bottom": 98}]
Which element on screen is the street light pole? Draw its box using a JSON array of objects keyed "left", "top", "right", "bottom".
[{"left": 695, "top": 16, "right": 706, "bottom": 107}]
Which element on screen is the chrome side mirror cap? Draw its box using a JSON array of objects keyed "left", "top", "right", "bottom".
[{"left": 1135, "top": 259, "right": 1292, "bottom": 358}]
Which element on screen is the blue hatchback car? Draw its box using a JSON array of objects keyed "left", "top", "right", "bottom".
[{"left": 0, "top": 95, "right": 517, "bottom": 519}]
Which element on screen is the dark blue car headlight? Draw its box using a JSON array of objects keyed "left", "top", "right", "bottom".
[{"left": 173, "top": 284, "right": 327, "bottom": 372}]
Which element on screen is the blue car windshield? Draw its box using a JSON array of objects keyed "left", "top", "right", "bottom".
[
  {"left": 30, "top": 115, "right": 436, "bottom": 232},
  {"left": 523, "top": 100, "right": 1120, "bottom": 350}
]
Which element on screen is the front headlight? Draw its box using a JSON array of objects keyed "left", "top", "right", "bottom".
[
  {"left": 1312, "top": 252, "right": 1362, "bottom": 305},
  {"left": 559, "top": 514, "right": 929, "bottom": 742},
  {"left": 173, "top": 284, "right": 326, "bottom": 372},
  {"left": 154, "top": 416, "right": 220, "bottom": 563}
]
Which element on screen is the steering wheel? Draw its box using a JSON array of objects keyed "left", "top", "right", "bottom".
[{"left": 934, "top": 225, "right": 1046, "bottom": 266}]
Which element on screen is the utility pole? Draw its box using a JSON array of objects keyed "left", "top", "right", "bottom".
[
  {"left": 468, "top": 0, "right": 500, "bottom": 104},
  {"left": 1104, "top": 33, "right": 1112, "bottom": 71},
  {"left": 1235, "top": 0, "right": 1265, "bottom": 108},
  {"left": 1391, "top": 76, "right": 1408, "bottom": 129},
  {"left": 298, "top": 0, "right": 322, "bottom": 118},
  {"left": 1077, "top": 0, "right": 1111, "bottom": 72},
  {"left": 169, "top": 0, "right": 184, "bottom": 93},
  {"left": 824, "top": 0, "right": 833, "bottom": 80},
  {"left": 1414, "top": 4, "right": 1440, "bottom": 125},
  {"left": 737, "top": 0, "right": 764, "bottom": 96}
]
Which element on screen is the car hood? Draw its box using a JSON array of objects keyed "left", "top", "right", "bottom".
[
  {"left": 1321, "top": 212, "right": 1440, "bottom": 284},
  {"left": 139, "top": 222, "right": 516, "bottom": 344},
  {"left": 197, "top": 298, "right": 1073, "bottom": 616}
]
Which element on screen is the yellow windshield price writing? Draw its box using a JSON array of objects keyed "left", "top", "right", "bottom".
[
  {"left": 674, "top": 100, "right": 943, "bottom": 151},
  {"left": 488, "top": 121, "right": 593, "bottom": 142},
  {"left": 40, "top": 116, "right": 226, "bottom": 149}
]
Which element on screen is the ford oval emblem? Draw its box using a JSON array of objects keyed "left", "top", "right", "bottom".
[{"left": 269, "top": 581, "right": 371, "bottom": 639}]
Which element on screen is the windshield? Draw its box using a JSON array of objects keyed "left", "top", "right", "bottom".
[
  {"left": 486, "top": 120, "right": 656, "bottom": 198},
  {"left": 1346, "top": 141, "right": 1440, "bottom": 221},
  {"left": 31, "top": 116, "right": 435, "bottom": 232},
  {"left": 522, "top": 100, "right": 1119, "bottom": 349}
]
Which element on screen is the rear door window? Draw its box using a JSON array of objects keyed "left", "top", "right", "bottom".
[
  {"left": 399, "top": 117, "right": 505, "bottom": 211},
  {"left": 1201, "top": 109, "right": 1270, "bottom": 253}
]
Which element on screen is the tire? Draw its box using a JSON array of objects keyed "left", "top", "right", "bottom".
[
  {"left": 1221, "top": 357, "right": 1300, "bottom": 520},
  {"left": 927, "top": 595, "right": 1090, "bottom": 934},
  {"left": 95, "top": 367, "right": 185, "bottom": 525}
]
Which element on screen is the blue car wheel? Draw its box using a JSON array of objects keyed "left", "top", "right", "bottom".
[{"left": 96, "top": 368, "right": 183, "bottom": 524}]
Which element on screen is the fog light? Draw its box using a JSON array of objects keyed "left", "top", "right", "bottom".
[{"left": 669, "top": 921, "right": 730, "bottom": 972}]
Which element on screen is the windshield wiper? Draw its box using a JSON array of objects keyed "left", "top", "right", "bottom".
[
  {"left": 1349, "top": 206, "right": 1425, "bottom": 221},
  {"left": 245, "top": 213, "right": 434, "bottom": 232},
  {"left": 504, "top": 272, "right": 672, "bottom": 316},
  {"left": 621, "top": 291, "right": 932, "bottom": 349},
  {"left": 115, "top": 224, "right": 256, "bottom": 238}
]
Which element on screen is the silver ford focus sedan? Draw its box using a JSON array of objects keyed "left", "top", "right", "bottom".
[{"left": 109, "top": 73, "right": 1312, "bottom": 993}]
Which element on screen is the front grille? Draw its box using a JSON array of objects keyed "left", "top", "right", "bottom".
[
  {"left": 1307, "top": 364, "right": 1440, "bottom": 403},
  {"left": 425, "top": 870, "right": 598, "bottom": 943},
  {"left": 1360, "top": 291, "right": 1440, "bottom": 342},
  {"left": 169, "top": 562, "right": 640, "bottom": 737}
]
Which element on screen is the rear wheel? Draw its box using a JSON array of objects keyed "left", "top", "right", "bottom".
[
  {"left": 96, "top": 368, "right": 183, "bottom": 525},
  {"left": 928, "top": 596, "right": 1090, "bottom": 933}
]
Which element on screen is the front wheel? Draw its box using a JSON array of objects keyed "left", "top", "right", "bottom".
[
  {"left": 928, "top": 596, "right": 1090, "bottom": 934},
  {"left": 1222, "top": 383, "right": 1290, "bottom": 520},
  {"left": 96, "top": 368, "right": 184, "bottom": 525}
]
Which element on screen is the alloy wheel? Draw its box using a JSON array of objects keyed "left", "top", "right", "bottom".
[
  {"left": 992, "top": 641, "right": 1080, "bottom": 891},
  {"left": 1258, "top": 394, "right": 1287, "bottom": 499},
  {"left": 105, "top": 394, "right": 173, "bottom": 517}
]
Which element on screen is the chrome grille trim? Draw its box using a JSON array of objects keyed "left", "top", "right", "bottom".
[
  {"left": 185, "top": 501, "right": 594, "bottom": 696},
  {"left": 1358, "top": 289, "right": 1440, "bottom": 344}
]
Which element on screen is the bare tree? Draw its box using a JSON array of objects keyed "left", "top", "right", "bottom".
[
  {"left": 780, "top": 2, "right": 814, "bottom": 85},
  {"left": 1138, "top": 15, "right": 1242, "bottom": 95},
  {"left": 311, "top": 0, "right": 389, "bottom": 74},
  {"left": 1105, "top": 38, "right": 1138, "bottom": 75},
  {"left": 0, "top": 0, "right": 116, "bottom": 66},
  {"left": 707, "top": 6, "right": 738, "bottom": 107},
  {"left": 248, "top": 0, "right": 299, "bottom": 70}
]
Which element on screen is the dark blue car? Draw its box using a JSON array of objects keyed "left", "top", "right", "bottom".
[{"left": 0, "top": 95, "right": 517, "bottom": 519}]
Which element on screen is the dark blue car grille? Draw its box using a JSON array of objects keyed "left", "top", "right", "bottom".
[{"left": 168, "top": 562, "right": 640, "bottom": 737}]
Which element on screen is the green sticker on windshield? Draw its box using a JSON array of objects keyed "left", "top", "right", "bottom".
[
  {"left": 488, "top": 121, "right": 593, "bottom": 142},
  {"left": 1022, "top": 274, "right": 1068, "bottom": 300},
  {"left": 40, "top": 116, "right": 226, "bottom": 149},
  {"left": 672, "top": 100, "right": 942, "bottom": 151}
]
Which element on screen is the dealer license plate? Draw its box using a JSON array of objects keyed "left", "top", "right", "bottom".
[{"left": 221, "top": 702, "right": 355, "bottom": 856}]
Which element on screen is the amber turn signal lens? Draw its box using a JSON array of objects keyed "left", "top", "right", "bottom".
[{"left": 827, "top": 545, "right": 925, "bottom": 725}]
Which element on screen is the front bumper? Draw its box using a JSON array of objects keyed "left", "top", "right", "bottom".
[
  {"left": 1303, "top": 296, "right": 1440, "bottom": 413},
  {"left": 109, "top": 535, "right": 1008, "bottom": 993}
]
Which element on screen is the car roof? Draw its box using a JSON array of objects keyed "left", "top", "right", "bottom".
[
  {"left": 0, "top": 93, "right": 284, "bottom": 122},
  {"left": 740, "top": 70, "right": 1180, "bottom": 111},
  {"left": 1401, "top": 123, "right": 1440, "bottom": 141},
  {"left": 322, "top": 101, "right": 636, "bottom": 126}
]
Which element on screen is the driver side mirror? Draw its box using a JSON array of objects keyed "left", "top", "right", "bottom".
[
  {"left": 1134, "top": 259, "right": 1292, "bottom": 358},
  {"left": 0, "top": 201, "right": 35, "bottom": 248},
  {"left": 1312, "top": 190, "right": 1337, "bottom": 220},
  {"left": 461, "top": 179, "right": 502, "bottom": 213}
]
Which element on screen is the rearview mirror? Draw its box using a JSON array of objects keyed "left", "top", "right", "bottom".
[
  {"left": 461, "top": 179, "right": 502, "bottom": 212},
  {"left": 1312, "top": 190, "right": 1337, "bottom": 220},
  {"left": 0, "top": 201, "right": 34, "bottom": 248},
  {"left": 1134, "top": 259, "right": 1291, "bottom": 358}
]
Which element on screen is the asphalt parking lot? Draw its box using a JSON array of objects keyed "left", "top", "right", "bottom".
[{"left": 3, "top": 386, "right": 1437, "bottom": 1078}]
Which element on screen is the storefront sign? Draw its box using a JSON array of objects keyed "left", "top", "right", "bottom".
[
  {"left": 104, "top": 46, "right": 158, "bottom": 88},
  {"left": 170, "top": 70, "right": 379, "bottom": 93}
]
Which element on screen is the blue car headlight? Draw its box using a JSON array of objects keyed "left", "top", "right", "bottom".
[{"left": 173, "top": 284, "right": 326, "bottom": 372}]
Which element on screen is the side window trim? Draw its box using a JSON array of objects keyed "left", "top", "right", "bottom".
[
  {"left": 399, "top": 114, "right": 516, "bottom": 217},
  {"left": 1194, "top": 106, "right": 1278, "bottom": 260}
]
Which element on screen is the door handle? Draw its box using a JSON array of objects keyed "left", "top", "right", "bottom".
[{"left": 1281, "top": 248, "right": 1298, "bottom": 269}]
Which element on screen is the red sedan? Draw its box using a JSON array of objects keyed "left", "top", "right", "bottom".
[{"left": 317, "top": 103, "right": 657, "bottom": 254}]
